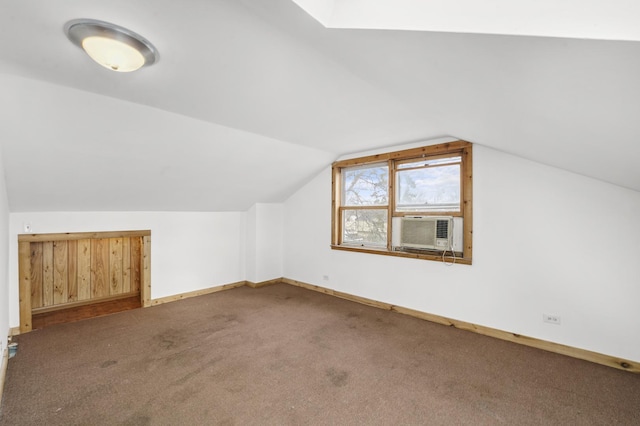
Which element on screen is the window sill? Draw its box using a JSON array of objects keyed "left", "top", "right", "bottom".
[{"left": 330, "top": 245, "right": 472, "bottom": 265}]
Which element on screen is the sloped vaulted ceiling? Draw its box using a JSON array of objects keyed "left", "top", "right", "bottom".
[
  {"left": 1, "top": 0, "right": 639, "bottom": 212},
  {"left": 292, "top": 0, "right": 640, "bottom": 41}
]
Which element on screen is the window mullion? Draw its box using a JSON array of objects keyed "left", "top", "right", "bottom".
[{"left": 387, "top": 159, "right": 395, "bottom": 250}]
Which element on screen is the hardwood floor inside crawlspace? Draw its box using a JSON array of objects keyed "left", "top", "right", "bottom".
[{"left": 31, "top": 296, "right": 141, "bottom": 330}]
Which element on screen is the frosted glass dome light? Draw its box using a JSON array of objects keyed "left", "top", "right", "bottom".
[{"left": 65, "top": 19, "right": 158, "bottom": 72}]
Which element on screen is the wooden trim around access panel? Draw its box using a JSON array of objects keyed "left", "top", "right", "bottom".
[
  {"left": 141, "top": 235, "right": 151, "bottom": 307},
  {"left": 281, "top": 278, "right": 639, "bottom": 374},
  {"left": 18, "top": 230, "right": 151, "bottom": 243},
  {"left": 18, "top": 242, "right": 32, "bottom": 333}
]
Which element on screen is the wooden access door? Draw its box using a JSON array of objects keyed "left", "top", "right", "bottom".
[{"left": 18, "top": 230, "right": 151, "bottom": 333}]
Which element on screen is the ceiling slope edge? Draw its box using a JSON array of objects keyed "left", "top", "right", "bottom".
[{"left": 291, "top": 0, "right": 640, "bottom": 42}]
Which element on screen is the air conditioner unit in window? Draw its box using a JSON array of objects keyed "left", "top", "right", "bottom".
[{"left": 400, "top": 216, "right": 453, "bottom": 250}]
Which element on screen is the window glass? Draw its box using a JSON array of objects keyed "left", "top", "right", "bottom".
[
  {"left": 342, "top": 164, "right": 388, "bottom": 206},
  {"left": 396, "top": 156, "right": 460, "bottom": 169},
  {"left": 396, "top": 157, "right": 461, "bottom": 213},
  {"left": 342, "top": 209, "right": 388, "bottom": 246}
]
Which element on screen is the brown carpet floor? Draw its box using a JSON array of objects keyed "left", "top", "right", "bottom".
[{"left": 1, "top": 283, "right": 639, "bottom": 425}]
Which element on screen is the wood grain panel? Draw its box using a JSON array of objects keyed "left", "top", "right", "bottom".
[
  {"left": 30, "top": 243, "right": 43, "bottom": 309},
  {"left": 91, "top": 239, "right": 109, "bottom": 298},
  {"left": 122, "top": 237, "right": 131, "bottom": 293},
  {"left": 42, "top": 242, "right": 54, "bottom": 307},
  {"left": 110, "top": 238, "right": 123, "bottom": 295},
  {"left": 53, "top": 241, "right": 68, "bottom": 305},
  {"left": 130, "top": 237, "right": 142, "bottom": 293},
  {"left": 77, "top": 239, "right": 91, "bottom": 301},
  {"left": 67, "top": 240, "right": 78, "bottom": 302}
]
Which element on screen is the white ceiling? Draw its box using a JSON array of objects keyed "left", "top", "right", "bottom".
[{"left": 1, "top": 0, "right": 639, "bottom": 212}]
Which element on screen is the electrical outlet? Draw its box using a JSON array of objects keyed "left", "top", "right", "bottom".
[{"left": 543, "top": 314, "right": 561, "bottom": 325}]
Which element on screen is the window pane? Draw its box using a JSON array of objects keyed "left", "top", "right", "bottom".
[
  {"left": 397, "top": 155, "right": 461, "bottom": 170},
  {"left": 342, "top": 209, "right": 388, "bottom": 246},
  {"left": 396, "top": 164, "right": 461, "bottom": 212},
  {"left": 342, "top": 164, "right": 388, "bottom": 206}
]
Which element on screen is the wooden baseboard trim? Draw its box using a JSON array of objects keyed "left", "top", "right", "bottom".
[
  {"left": 0, "top": 347, "right": 8, "bottom": 405},
  {"left": 12, "top": 276, "right": 636, "bottom": 373},
  {"left": 281, "top": 278, "right": 639, "bottom": 374},
  {"left": 245, "top": 278, "right": 283, "bottom": 289},
  {"left": 150, "top": 281, "right": 246, "bottom": 306},
  {"left": 130, "top": 277, "right": 283, "bottom": 307}
]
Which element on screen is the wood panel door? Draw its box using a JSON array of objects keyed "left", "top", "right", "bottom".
[{"left": 18, "top": 230, "right": 151, "bottom": 333}]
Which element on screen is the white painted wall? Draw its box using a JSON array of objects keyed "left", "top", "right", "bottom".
[
  {"left": 283, "top": 144, "right": 640, "bottom": 362},
  {"left": 8, "top": 211, "right": 246, "bottom": 327},
  {"left": 246, "top": 203, "right": 284, "bottom": 283},
  {"left": 245, "top": 205, "right": 257, "bottom": 283},
  {"left": 255, "top": 204, "right": 284, "bottom": 282},
  {"left": 0, "top": 146, "right": 10, "bottom": 351}
]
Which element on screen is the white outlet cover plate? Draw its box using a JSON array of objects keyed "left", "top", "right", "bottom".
[{"left": 543, "top": 314, "right": 561, "bottom": 325}]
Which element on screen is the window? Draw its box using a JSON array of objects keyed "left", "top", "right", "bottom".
[
  {"left": 396, "top": 155, "right": 461, "bottom": 213},
  {"left": 341, "top": 163, "right": 388, "bottom": 247},
  {"left": 331, "top": 141, "right": 472, "bottom": 264}
]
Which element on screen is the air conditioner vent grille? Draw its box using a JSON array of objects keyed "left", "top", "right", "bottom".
[
  {"left": 399, "top": 216, "right": 452, "bottom": 250},
  {"left": 436, "top": 220, "right": 449, "bottom": 239},
  {"left": 401, "top": 220, "right": 435, "bottom": 246}
]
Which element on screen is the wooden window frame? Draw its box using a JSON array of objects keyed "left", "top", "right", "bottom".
[{"left": 331, "top": 141, "right": 473, "bottom": 265}]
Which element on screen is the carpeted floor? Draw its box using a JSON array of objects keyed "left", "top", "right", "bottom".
[{"left": 1, "top": 283, "right": 639, "bottom": 425}]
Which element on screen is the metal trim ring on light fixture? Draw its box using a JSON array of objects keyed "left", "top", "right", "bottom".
[{"left": 65, "top": 19, "right": 159, "bottom": 70}]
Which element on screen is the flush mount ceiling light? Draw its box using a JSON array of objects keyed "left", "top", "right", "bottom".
[{"left": 65, "top": 19, "right": 159, "bottom": 72}]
